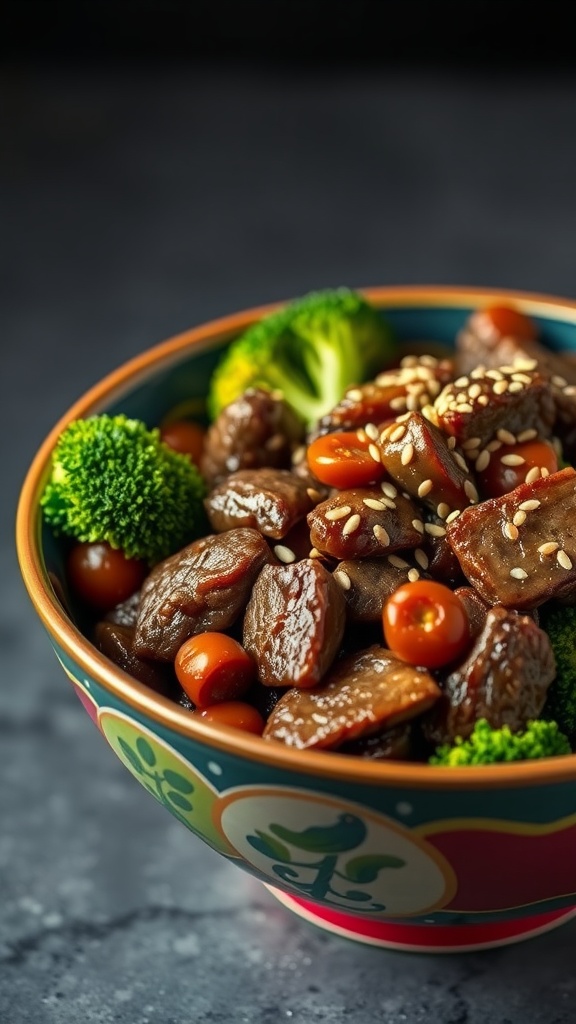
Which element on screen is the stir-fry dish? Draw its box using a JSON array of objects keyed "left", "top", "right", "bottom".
[{"left": 41, "top": 289, "right": 576, "bottom": 766}]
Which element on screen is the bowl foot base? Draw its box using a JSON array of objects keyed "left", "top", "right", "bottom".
[{"left": 265, "top": 886, "right": 576, "bottom": 952}]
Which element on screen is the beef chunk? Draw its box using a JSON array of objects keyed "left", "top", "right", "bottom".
[
  {"left": 378, "top": 411, "right": 479, "bottom": 516},
  {"left": 446, "top": 467, "right": 576, "bottom": 609},
  {"left": 243, "top": 558, "right": 346, "bottom": 689},
  {"left": 307, "top": 486, "right": 423, "bottom": 561},
  {"left": 205, "top": 467, "right": 315, "bottom": 539},
  {"left": 200, "top": 387, "right": 304, "bottom": 486},
  {"left": 308, "top": 355, "right": 453, "bottom": 440},
  {"left": 435, "top": 364, "right": 556, "bottom": 450},
  {"left": 262, "top": 645, "right": 441, "bottom": 750},
  {"left": 338, "top": 721, "right": 418, "bottom": 761},
  {"left": 94, "top": 621, "right": 179, "bottom": 697},
  {"left": 423, "top": 607, "right": 556, "bottom": 745},
  {"left": 333, "top": 554, "right": 430, "bottom": 622},
  {"left": 133, "top": 528, "right": 273, "bottom": 661},
  {"left": 453, "top": 586, "right": 491, "bottom": 640}
]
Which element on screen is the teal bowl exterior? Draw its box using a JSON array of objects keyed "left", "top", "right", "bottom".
[{"left": 17, "top": 287, "right": 576, "bottom": 952}]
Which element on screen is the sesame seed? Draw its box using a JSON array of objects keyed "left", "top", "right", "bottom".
[
  {"left": 517, "top": 428, "right": 538, "bottom": 442},
  {"left": 418, "top": 478, "right": 434, "bottom": 498},
  {"left": 486, "top": 439, "right": 503, "bottom": 452},
  {"left": 390, "top": 396, "right": 408, "bottom": 411},
  {"left": 407, "top": 568, "right": 420, "bottom": 582},
  {"left": 542, "top": 467, "right": 550, "bottom": 478},
  {"left": 363, "top": 497, "right": 387, "bottom": 510},
  {"left": 342, "top": 513, "right": 361, "bottom": 536},
  {"left": 390, "top": 424, "right": 407, "bottom": 442},
  {"left": 497, "top": 428, "right": 517, "bottom": 445},
  {"left": 511, "top": 372, "right": 533, "bottom": 385},
  {"left": 401, "top": 443, "right": 415, "bottom": 466},
  {"left": 274, "top": 544, "right": 296, "bottom": 563},
  {"left": 504, "top": 522, "right": 519, "bottom": 541},
  {"left": 356, "top": 429, "right": 367, "bottom": 444},
  {"left": 464, "top": 479, "right": 479, "bottom": 502},
  {"left": 462, "top": 436, "right": 482, "bottom": 450},
  {"left": 458, "top": 403, "right": 474, "bottom": 414},
  {"left": 373, "top": 524, "right": 390, "bottom": 545},
  {"left": 346, "top": 388, "right": 363, "bottom": 401},
  {"left": 325, "top": 505, "right": 351, "bottom": 521},
  {"left": 388, "top": 554, "right": 409, "bottom": 568},
  {"left": 306, "top": 487, "right": 323, "bottom": 502},
  {"left": 453, "top": 451, "right": 469, "bottom": 472},
  {"left": 501, "top": 454, "right": 526, "bottom": 466},
  {"left": 471, "top": 366, "right": 487, "bottom": 379},
  {"left": 447, "top": 435, "right": 457, "bottom": 449},
  {"left": 414, "top": 548, "right": 429, "bottom": 569},
  {"left": 552, "top": 375, "right": 568, "bottom": 388},
  {"left": 437, "top": 502, "right": 451, "bottom": 519},
  {"left": 519, "top": 499, "right": 541, "bottom": 511},
  {"left": 486, "top": 369, "right": 504, "bottom": 381},
  {"left": 365, "top": 422, "right": 379, "bottom": 441},
  {"left": 493, "top": 380, "right": 510, "bottom": 395},
  {"left": 309, "top": 547, "right": 322, "bottom": 558},
  {"left": 381, "top": 496, "right": 397, "bottom": 509},
  {"left": 334, "top": 569, "right": 352, "bottom": 590},
  {"left": 510, "top": 567, "right": 528, "bottom": 580},
  {"left": 381, "top": 481, "right": 398, "bottom": 498},
  {"left": 468, "top": 384, "right": 482, "bottom": 400},
  {"left": 512, "top": 510, "right": 527, "bottom": 527},
  {"left": 292, "top": 445, "right": 306, "bottom": 465},
  {"left": 475, "top": 449, "right": 490, "bottom": 472},
  {"left": 424, "top": 523, "right": 446, "bottom": 537},
  {"left": 455, "top": 375, "right": 470, "bottom": 388},
  {"left": 477, "top": 394, "right": 490, "bottom": 406},
  {"left": 368, "top": 443, "right": 381, "bottom": 463},
  {"left": 513, "top": 358, "right": 537, "bottom": 371},
  {"left": 412, "top": 519, "right": 425, "bottom": 533},
  {"left": 507, "top": 381, "right": 525, "bottom": 393},
  {"left": 445, "top": 509, "right": 461, "bottom": 523},
  {"left": 538, "top": 541, "right": 559, "bottom": 555},
  {"left": 557, "top": 550, "right": 573, "bottom": 570},
  {"left": 524, "top": 466, "right": 541, "bottom": 484}
]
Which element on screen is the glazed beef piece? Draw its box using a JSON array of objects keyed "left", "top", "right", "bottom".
[
  {"left": 423, "top": 607, "right": 556, "bottom": 746},
  {"left": 243, "top": 558, "right": 346, "bottom": 689},
  {"left": 333, "top": 554, "right": 430, "bottom": 622},
  {"left": 94, "top": 621, "right": 179, "bottom": 697},
  {"left": 263, "top": 645, "right": 441, "bottom": 750},
  {"left": 434, "top": 364, "right": 556, "bottom": 452},
  {"left": 420, "top": 514, "right": 467, "bottom": 587},
  {"left": 307, "top": 485, "right": 423, "bottom": 561},
  {"left": 133, "top": 528, "right": 273, "bottom": 661},
  {"left": 200, "top": 387, "right": 304, "bottom": 486},
  {"left": 446, "top": 467, "right": 576, "bottom": 609},
  {"left": 308, "top": 355, "right": 453, "bottom": 440},
  {"left": 338, "top": 721, "right": 419, "bottom": 761},
  {"left": 204, "top": 467, "right": 316, "bottom": 539},
  {"left": 378, "top": 411, "right": 479, "bottom": 516},
  {"left": 453, "top": 586, "right": 491, "bottom": 640}
]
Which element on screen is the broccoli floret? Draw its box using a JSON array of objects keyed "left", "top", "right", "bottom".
[
  {"left": 429, "top": 718, "right": 571, "bottom": 766},
  {"left": 41, "top": 414, "right": 207, "bottom": 564},
  {"left": 539, "top": 602, "right": 576, "bottom": 743},
  {"left": 207, "top": 287, "right": 396, "bottom": 425}
]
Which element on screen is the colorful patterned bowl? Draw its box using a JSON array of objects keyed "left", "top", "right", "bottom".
[{"left": 16, "top": 285, "right": 576, "bottom": 953}]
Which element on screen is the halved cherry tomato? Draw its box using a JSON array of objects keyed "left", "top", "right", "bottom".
[
  {"left": 306, "top": 430, "right": 385, "bottom": 488},
  {"left": 67, "top": 541, "right": 147, "bottom": 611},
  {"left": 198, "top": 701, "right": 265, "bottom": 735},
  {"left": 479, "top": 305, "right": 538, "bottom": 341},
  {"left": 476, "top": 438, "right": 558, "bottom": 498},
  {"left": 160, "top": 419, "right": 206, "bottom": 464},
  {"left": 382, "top": 580, "right": 470, "bottom": 669},
  {"left": 175, "top": 632, "right": 256, "bottom": 708}
]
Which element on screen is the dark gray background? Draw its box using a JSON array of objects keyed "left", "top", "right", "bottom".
[{"left": 4, "top": 5, "right": 576, "bottom": 1022}]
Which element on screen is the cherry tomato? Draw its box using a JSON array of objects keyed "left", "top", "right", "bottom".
[
  {"left": 67, "top": 541, "right": 147, "bottom": 611},
  {"left": 477, "top": 438, "right": 558, "bottom": 498},
  {"left": 382, "top": 580, "right": 470, "bottom": 669},
  {"left": 175, "top": 632, "right": 256, "bottom": 708},
  {"left": 198, "top": 701, "right": 265, "bottom": 735},
  {"left": 160, "top": 419, "right": 206, "bottom": 464},
  {"left": 479, "top": 304, "right": 538, "bottom": 341},
  {"left": 306, "top": 430, "right": 385, "bottom": 488}
]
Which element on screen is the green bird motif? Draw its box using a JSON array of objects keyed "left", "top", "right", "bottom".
[{"left": 269, "top": 813, "right": 366, "bottom": 853}]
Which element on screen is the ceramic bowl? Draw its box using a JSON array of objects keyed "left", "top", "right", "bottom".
[{"left": 17, "top": 285, "right": 576, "bottom": 953}]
